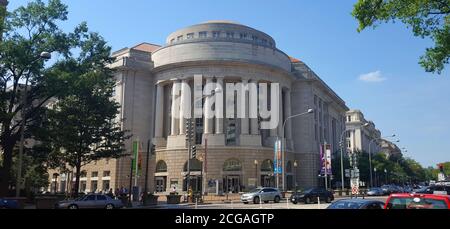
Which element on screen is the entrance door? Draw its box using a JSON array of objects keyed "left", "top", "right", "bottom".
[
  {"left": 155, "top": 177, "right": 166, "bottom": 193},
  {"left": 224, "top": 176, "right": 240, "bottom": 193}
]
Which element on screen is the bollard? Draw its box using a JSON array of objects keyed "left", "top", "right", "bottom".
[
  {"left": 259, "top": 195, "right": 262, "bottom": 209},
  {"left": 195, "top": 198, "right": 198, "bottom": 209},
  {"left": 286, "top": 197, "right": 289, "bottom": 209},
  {"left": 317, "top": 197, "right": 320, "bottom": 209}
]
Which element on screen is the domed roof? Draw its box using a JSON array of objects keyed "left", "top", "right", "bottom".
[{"left": 201, "top": 20, "right": 242, "bottom": 25}]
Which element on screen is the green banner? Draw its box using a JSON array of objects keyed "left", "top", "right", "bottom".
[{"left": 132, "top": 140, "right": 140, "bottom": 176}]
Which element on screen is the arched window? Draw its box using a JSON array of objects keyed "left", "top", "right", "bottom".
[
  {"left": 183, "top": 159, "right": 202, "bottom": 172},
  {"left": 223, "top": 158, "right": 242, "bottom": 172},
  {"left": 155, "top": 160, "right": 167, "bottom": 173},
  {"left": 286, "top": 161, "right": 292, "bottom": 173},
  {"left": 261, "top": 159, "right": 273, "bottom": 172}
]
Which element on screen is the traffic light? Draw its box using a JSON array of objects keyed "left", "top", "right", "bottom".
[
  {"left": 150, "top": 143, "right": 156, "bottom": 155},
  {"left": 438, "top": 164, "right": 444, "bottom": 172},
  {"left": 191, "top": 145, "right": 197, "bottom": 159}
]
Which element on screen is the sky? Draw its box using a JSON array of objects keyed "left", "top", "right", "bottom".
[{"left": 8, "top": 0, "right": 450, "bottom": 167}]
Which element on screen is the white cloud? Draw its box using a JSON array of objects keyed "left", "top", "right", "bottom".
[{"left": 358, "top": 70, "right": 387, "bottom": 83}]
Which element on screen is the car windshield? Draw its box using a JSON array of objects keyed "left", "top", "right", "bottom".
[
  {"left": 298, "top": 188, "right": 314, "bottom": 194},
  {"left": 329, "top": 201, "right": 364, "bottom": 209},
  {"left": 387, "top": 197, "right": 448, "bottom": 209},
  {"left": 369, "top": 188, "right": 381, "bottom": 191}
]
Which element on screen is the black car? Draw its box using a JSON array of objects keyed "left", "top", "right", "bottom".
[
  {"left": 291, "top": 188, "right": 334, "bottom": 204},
  {"left": 413, "top": 185, "right": 450, "bottom": 195},
  {"left": 327, "top": 199, "right": 385, "bottom": 209}
]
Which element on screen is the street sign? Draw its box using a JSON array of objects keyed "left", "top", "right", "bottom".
[
  {"left": 345, "top": 169, "right": 350, "bottom": 178},
  {"left": 351, "top": 178, "right": 360, "bottom": 195}
]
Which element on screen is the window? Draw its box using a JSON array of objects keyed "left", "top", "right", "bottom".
[
  {"left": 226, "top": 32, "right": 234, "bottom": 38},
  {"left": 85, "top": 195, "right": 95, "bottom": 201},
  {"left": 80, "top": 181, "right": 87, "bottom": 192},
  {"left": 347, "top": 116, "right": 352, "bottom": 122},
  {"left": 252, "top": 35, "right": 258, "bottom": 41},
  {"left": 177, "top": 35, "right": 183, "bottom": 41},
  {"left": 184, "top": 159, "right": 202, "bottom": 172},
  {"left": 91, "top": 181, "right": 98, "bottom": 192},
  {"left": 96, "top": 195, "right": 107, "bottom": 201},
  {"left": 212, "top": 31, "right": 221, "bottom": 38},
  {"left": 239, "top": 33, "right": 247, "bottom": 39},
  {"left": 103, "top": 171, "right": 110, "bottom": 177},
  {"left": 91, "top": 171, "right": 98, "bottom": 178},
  {"left": 199, "top": 31, "right": 207, "bottom": 38},
  {"left": 187, "top": 33, "right": 194, "bottom": 39},
  {"left": 170, "top": 38, "right": 175, "bottom": 44},
  {"left": 315, "top": 124, "right": 318, "bottom": 141},
  {"left": 262, "top": 39, "right": 267, "bottom": 45},
  {"left": 80, "top": 171, "right": 87, "bottom": 178},
  {"left": 269, "top": 42, "right": 273, "bottom": 47},
  {"left": 156, "top": 160, "right": 168, "bottom": 173},
  {"left": 261, "top": 160, "right": 273, "bottom": 172},
  {"left": 223, "top": 159, "right": 242, "bottom": 172},
  {"left": 102, "top": 180, "right": 110, "bottom": 191},
  {"left": 314, "top": 95, "right": 318, "bottom": 106}
]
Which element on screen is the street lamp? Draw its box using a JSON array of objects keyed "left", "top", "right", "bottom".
[
  {"left": 280, "top": 108, "right": 314, "bottom": 191},
  {"left": 254, "top": 160, "right": 258, "bottom": 187},
  {"left": 15, "top": 51, "right": 52, "bottom": 197},
  {"left": 374, "top": 168, "right": 377, "bottom": 187},
  {"left": 293, "top": 160, "right": 298, "bottom": 190},
  {"left": 384, "top": 169, "right": 388, "bottom": 185},
  {"left": 368, "top": 134, "right": 396, "bottom": 188},
  {"left": 338, "top": 122, "right": 369, "bottom": 191}
]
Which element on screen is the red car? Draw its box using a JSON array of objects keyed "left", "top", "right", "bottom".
[{"left": 385, "top": 193, "right": 450, "bottom": 209}]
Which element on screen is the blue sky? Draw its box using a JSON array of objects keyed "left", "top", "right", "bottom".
[{"left": 9, "top": 0, "right": 450, "bottom": 167}]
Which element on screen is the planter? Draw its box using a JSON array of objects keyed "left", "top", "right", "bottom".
[
  {"left": 166, "top": 195, "right": 181, "bottom": 204},
  {"left": 143, "top": 195, "right": 159, "bottom": 206}
]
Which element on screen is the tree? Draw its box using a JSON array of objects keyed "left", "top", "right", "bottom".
[
  {"left": 0, "top": 0, "right": 86, "bottom": 196},
  {"left": 41, "top": 32, "right": 129, "bottom": 197},
  {"left": 352, "top": 0, "right": 450, "bottom": 74}
]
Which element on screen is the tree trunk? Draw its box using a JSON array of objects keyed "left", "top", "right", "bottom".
[
  {"left": 0, "top": 144, "right": 14, "bottom": 197},
  {"left": 73, "top": 164, "right": 81, "bottom": 198}
]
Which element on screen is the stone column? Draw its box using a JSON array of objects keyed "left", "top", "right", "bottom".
[
  {"left": 154, "top": 83, "right": 165, "bottom": 138},
  {"left": 240, "top": 78, "right": 249, "bottom": 135},
  {"left": 284, "top": 89, "right": 292, "bottom": 140},
  {"left": 170, "top": 80, "right": 180, "bottom": 136},
  {"left": 215, "top": 77, "right": 224, "bottom": 134},
  {"left": 179, "top": 79, "right": 190, "bottom": 135},
  {"left": 270, "top": 85, "right": 279, "bottom": 137},
  {"left": 249, "top": 80, "right": 259, "bottom": 135},
  {"left": 278, "top": 89, "right": 284, "bottom": 137},
  {"left": 204, "top": 77, "right": 214, "bottom": 134}
]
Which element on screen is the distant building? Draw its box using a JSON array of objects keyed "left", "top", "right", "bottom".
[{"left": 345, "top": 110, "right": 382, "bottom": 154}]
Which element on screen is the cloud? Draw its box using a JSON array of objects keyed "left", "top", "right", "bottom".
[{"left": 358, "top": 70, "right": 387, "bottom": 82}]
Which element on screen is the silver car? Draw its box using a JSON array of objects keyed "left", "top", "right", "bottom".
[
  {"left": 56, "top": 194, "right": 124, "bottom": 209},
  {"left": 241, "top": 188, "right": 282, "bottom": 204}
]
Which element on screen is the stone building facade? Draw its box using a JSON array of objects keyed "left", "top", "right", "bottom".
[{"left": 48, "top": 21, "right": 349, "bottom": 195}]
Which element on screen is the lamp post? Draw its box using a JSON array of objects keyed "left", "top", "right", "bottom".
[
  {"left": 15, "top": 51, "right": 51, "bottom": 197},
  {"left": 384, "top": 169, "right": 388, "bottom": 185},
  {"left": 368, "top": 134, "right": 396, "bottom": 188},
  {"left": 53, "top": 173, "right": 59, "bottom": 194},
  {"left": 254, "top": 160, "right": 258, "bottom": 187},
  {"left": 374, "top": 168, "right": 377, "bottom": 187},
  {"left": 338, "top": 122, "right": 369, "bottom": 191},
  {"left": 189, "top": 87, "right": 221, "bottom": 196},
  {"left": 280, "top": 109, "right": 314, "bottom": 191},
  {"left": 293, "top": 160, "right": 298, "bottom": 190}
]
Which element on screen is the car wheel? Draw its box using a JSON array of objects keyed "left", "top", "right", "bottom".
[
  {"left": 292, "top": 200, "right": 298, "bottom": 205},
  {"left": 105, "top": 204, "right": 114, "bottom": 209},
  {"left": 305, "top": 197, "right": 311, "bottom": 204},
  {"left": 274, "top": 196, "right": 280, "bottom": 203},
  {"left": 243, "top": 202, "right": 248, "bottom": 204},
  {"left": 264, "top": 201, "right": 269, "bottom": 203},
  {"left": 68, "top": 204, "right": 78, "bottom": 209},
  {"left": 253, "top": 196, "right": 260, "bottom": 204}
]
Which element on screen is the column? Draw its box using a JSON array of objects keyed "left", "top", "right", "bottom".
[
  {"left": 249, "top": 80, "right": 259, "bottom": 135},
  {"left": 170, "top": 80, "right": 180, "bottom": 136},
  {"left": 215, "top": 77, "right": 224, "bottom": 134},
  {"left": 241, "top": 78, "right": 249, "bottom": 135},
  {"left": 270, "top": 84, "right": 279, "bottom": 137},
  {"left": 154, "top": 83, "right": 165, "bottom": 138},
  {"left": 278, "top": 89, "right": 284, "bottom": 137},
  {"left": 284, "top": 90, "right": 292, "bottom": 140},
  {"left": 179, "top": 79, "right": 190, "bottom": 135},
  {"left": 204, "top": 77, "right": 213, "bottom": 134}
]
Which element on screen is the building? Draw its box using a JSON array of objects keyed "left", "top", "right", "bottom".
[
  {"left": 379, "top": 139, "right": 402, "bottom": 159},
  {"left": 48, "top": 21, "right": 349, "bottom": 195},
  {"left": 345, "top": 110, "right": 382, "bottom": 154}
]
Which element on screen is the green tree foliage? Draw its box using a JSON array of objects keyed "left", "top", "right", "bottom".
[
  {"left": 0, "top": 0, "right": 86, "bottom": 196},
  {"left": 352, "top": 0, "right": 450, "bottom": 74},
  {"left": 41, "top": 32, "right": 129, "bottom": 197}
]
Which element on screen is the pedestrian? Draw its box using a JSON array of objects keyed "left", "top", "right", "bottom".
[{"left": 107, "top": 188, "right": 114, "bottom": 198}]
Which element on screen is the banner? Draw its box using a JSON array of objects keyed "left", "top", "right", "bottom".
[
  {"left": 274, "top": 139, "right": 282, "bottom": 174},
  {"left": 132, "top": 140, "right": 141, "bottom": 177},
  {"left": 320, "top": 144, "right": 332, "bottom": 176}
]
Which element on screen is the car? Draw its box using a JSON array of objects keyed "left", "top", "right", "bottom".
[
  {"left": 327, "top": 199, "right": 385, "bottom": 209},
  {"left": 385, "top": 193, "right": 450, "bottom": 209},
  {"left": 290, "top": 188, "right": 334, "bottom": 204},
  {"left": 55, "top": 194, "right": 124, "bottom": 209},
  {"left": 0, "top": 199, "right": 19, "bottom": 209},
  {"left": 240, "top": 188, "right": 282, "bottom": 204},
  {"left": 413, "top": 185, "right": 450, "bottom": 195},
  {"left": 367, "top": 187, "right": 384, "bottom": 196}
]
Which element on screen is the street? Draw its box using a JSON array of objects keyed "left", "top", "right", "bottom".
[{"left": 136, "top": 196, "right": 388, "bottom": 209}]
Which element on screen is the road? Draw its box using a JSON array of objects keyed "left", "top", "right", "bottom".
[{"left": 139, "top": 196, "right": 388, "bottom": 209}]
